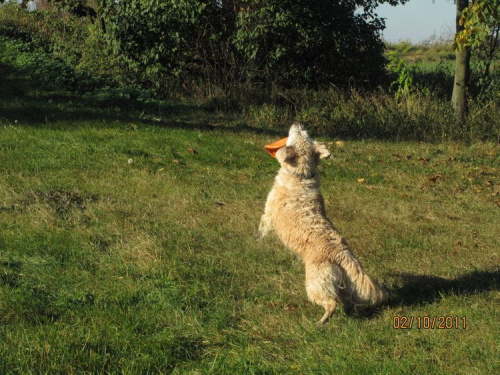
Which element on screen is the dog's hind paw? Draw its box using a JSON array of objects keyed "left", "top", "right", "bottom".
[{"left": 315, "top": 320, "right": 326, "bottom": 327}]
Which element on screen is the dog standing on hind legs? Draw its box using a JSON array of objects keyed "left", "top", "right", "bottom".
[{"left": 259, "top": 123, "right": 388, "bottom": 325}]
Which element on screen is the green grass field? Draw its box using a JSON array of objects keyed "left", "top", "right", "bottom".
[{"left": 1, "top": 35, "right": 499, "bottom": 374}]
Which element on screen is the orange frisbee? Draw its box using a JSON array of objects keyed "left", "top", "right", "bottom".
[{"left": 264, "top": 137, "right": 288, "bottom": 158}]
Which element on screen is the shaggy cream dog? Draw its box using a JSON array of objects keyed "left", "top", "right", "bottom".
[{"left": 259, "top": 123, "right": 387, "bottom": 324}]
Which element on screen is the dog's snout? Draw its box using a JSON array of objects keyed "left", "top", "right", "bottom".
[
  {"left": 288, "top": 122, "right": 305, "bottom": 144},
  {"left": 290, "top": 122, "right": 304, "bottom": 132}
]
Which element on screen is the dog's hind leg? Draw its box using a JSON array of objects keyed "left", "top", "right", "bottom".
[
  {"left": 316, "top": 300, "right": 337, "bottom": 326},
  {"left": 305, "top": 263, "right": 342, "bottom": 325},
  {"left": 338, "top": 271, "right": 354, "bottom": 315}
]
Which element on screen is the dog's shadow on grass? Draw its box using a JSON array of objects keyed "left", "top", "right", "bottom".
[
  {"left": 388, "top": 268, "right": 499, "bottom": 307},
  {"left": 351, "top": 268, "right": 500, "bottom": 319}
]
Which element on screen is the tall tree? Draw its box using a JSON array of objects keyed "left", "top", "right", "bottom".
[{"left": 452, "top": 0, "right": 471, "bottom": 126}]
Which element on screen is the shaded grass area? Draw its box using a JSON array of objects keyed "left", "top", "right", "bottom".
[
  {"left": 2, "top": 34, "right": 500, "bottom": 144},
  {"left": 0, "top": 47, "right": 276, "bottom": 138},
  {"left": 0, "top": 34, "right": 284, "bottom": 139}
]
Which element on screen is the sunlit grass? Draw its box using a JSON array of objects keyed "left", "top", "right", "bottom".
[{"left": 1, "top": 120, "right": 498, "bottom": 373}]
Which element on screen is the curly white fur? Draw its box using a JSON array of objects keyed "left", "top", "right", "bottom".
[{"left": 260, "top": 123, "right": 387, "bottom": 325}]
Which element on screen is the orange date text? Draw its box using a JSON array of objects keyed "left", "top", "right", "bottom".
[{"left": 393, "top": 316, "right": 467, "bottom": 329}]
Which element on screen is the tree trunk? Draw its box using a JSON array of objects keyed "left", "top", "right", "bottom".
[{"left": 452, "top": 0, "right": 471, "bottom": 127}]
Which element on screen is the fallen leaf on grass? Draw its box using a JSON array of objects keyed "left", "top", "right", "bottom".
[
  {"left": 428, "top": 174, "right": 442, "bottom": 182},
  {"left": 357, "top": 178, "right": 366, "bottom": 184},
  {"left": 392, "top": 153, "right": 413, "bottom": 161},
  {"left": 188, "top": 148, "right": 198, "bottom": 155},
  {"left": 172, "top": 159, "right": 187, "bottom": 166}
]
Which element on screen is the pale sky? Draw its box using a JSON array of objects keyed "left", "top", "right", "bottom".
[{"left": 376, "top": 0, "right": 457, "bottom": 43}]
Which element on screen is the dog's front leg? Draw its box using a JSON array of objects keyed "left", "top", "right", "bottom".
[
  {"left": 258, "top": 190, "right": 276, "bottom": 239},
  {"left": 258, "top": 213, "right": 273, "bottom": 239}
]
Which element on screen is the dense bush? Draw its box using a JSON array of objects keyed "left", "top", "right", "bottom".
[
  {"left": 0, "top": 34, "right": 100, "bottom": 92},
  {"left": 95, "top": 0, "right": 405, "bottom": 91},
  {"left": 233, "top": 0, "right": 388, "bottom": 88}
]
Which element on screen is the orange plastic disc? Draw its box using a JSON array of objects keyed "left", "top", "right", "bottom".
[{"left": 264, "top": 137, "right": 288, "bottom": 158}]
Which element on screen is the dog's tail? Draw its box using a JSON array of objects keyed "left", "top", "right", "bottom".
[{"left": 333, "top": 248, "right": 388, "bottom": 305}]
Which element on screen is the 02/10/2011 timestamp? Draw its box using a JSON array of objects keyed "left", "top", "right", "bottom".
[{"left": 393, "top": 316, "right": 467, "bottom": 329}]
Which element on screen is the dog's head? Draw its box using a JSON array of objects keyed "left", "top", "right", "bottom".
[{"left": 275, "top": 122, "right": 330, "bottom": 178}]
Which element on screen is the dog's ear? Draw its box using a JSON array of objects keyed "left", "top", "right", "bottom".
[
  {"left": 276, "top": 145, "right": 298, "bottom": 166},
  {"left": 285, "top": 146, "right": 298, "bottom": 165},
  {"left": 314, "top": 142, "right": 331, "bottom": 160}
]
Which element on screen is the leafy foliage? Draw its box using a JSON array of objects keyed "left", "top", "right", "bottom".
[
  {"left": 456, "top": 0, "right": 500, "bottom": 100},
  {"left": 234, "top": 0, "right": 388, "bottom": 87},
  {"left": 386, "top": 44, "right": 418, "bottom": 100},
  {"left": 93, "top": 0, "right": 409, "bottom": 90},
  {"left": 100, "top": 0, "right": 206, "bottom": 87},
  {"left": 0, "top": 35, "right": 99, "bottom": 91},
  {"left": 1, "top": 0, "right": 412, "bottom": 92},
  {"left": 456, "top": 0, "right": 500, "bottom": 49}
]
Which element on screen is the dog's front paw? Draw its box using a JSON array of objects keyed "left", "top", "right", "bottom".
[
  {"left": 254, "top": 231, "right": 264, "bottom": 241},
  {"left": 256, "top": 227, "right": 268, "bottom": 240},
  {"left": 258, "top": 215, "right": 272, "bottom": 239}
]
